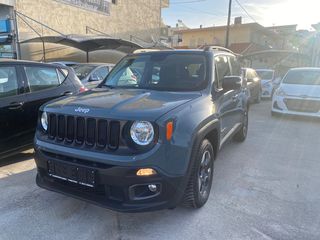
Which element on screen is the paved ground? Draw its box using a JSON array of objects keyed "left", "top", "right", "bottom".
[{"left": 1, "top": 101, "right": 320, "bottom": 240}]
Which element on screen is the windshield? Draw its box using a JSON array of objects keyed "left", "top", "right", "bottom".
[
  {"left": 256, "top": 70, "right": 274, "bottom": 80},
  {"left": 73, "top": 65, "right": 97, "bottom": 80},
  {"left": 102, "top": 53, "right": 207, "bottom": 91},
  {"left": 283, "top": 70, "right": 320, "bottom": 85}
]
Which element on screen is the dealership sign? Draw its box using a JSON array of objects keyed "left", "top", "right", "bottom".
[{"left": 55, "top": 0, "right": 111, "bottom": 15}]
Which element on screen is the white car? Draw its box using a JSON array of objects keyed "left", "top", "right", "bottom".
[
  {"left": 256, "top": 69, "right": 275, "bottom": 98},
  {"left": 272, "top": 68, "right": 320, "bottom": 118}
]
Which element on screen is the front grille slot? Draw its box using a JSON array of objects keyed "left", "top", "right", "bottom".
[
  {"left": 97, "top": 120, "right": 108, "bottom": 147},
  {"left": 76, "top": 117, "right": 85, "bottom": 144},
  {"left": 47, "top": 114, "right": 121, "bottom": 151},
  {"left": 57, "top": 115, "right": 65, "bottom": 140},
  {"left": 48, "top": 114, "right": 57, "bottom": 139},
  {"left": 109, "top": 121, "right": 120, "bottom": 150},
  {"left": 66, "top": 116, "right": 75, "bottom": 142},
  {"left": 86, "top": 118, "right": 96, "bottom": 146}
]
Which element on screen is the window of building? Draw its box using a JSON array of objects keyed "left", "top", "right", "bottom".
[
  {"left": 112, "top": 0, "right": 118, "bottom": 4},
  {"left": 0, "top": 66, "right": 18, "bottom": 99},
  {"left": 25, "top": 67, "right": 61, "bottom": 92}
]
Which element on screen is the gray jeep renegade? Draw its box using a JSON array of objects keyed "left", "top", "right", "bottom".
[{"left": 34, "top": 47, "right": 249, "bottom": 212}]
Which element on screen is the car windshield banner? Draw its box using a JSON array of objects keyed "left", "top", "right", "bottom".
[{"left": 55, "top": 0, "right": 111, "bottom": 15}]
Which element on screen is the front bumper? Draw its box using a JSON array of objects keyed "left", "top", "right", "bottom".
[
  {"left": 272, "top": 95, "right": 320, "bottom": 118},
  {"left": 34, "top": 146, "right": 186, "bottom": 212}
]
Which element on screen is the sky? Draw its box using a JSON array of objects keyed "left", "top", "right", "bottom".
[{"left": 162, "top": 0, "right": 320, "bottom": 30}]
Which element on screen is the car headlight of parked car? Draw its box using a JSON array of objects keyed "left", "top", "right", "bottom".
[
  {"left": 41, "top": 112, "right": 48, "bottom": 131},
  {"left": 130, "top": 121, "right": 154, "bottom": 146}
]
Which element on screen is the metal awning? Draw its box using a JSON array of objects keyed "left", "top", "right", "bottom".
[{"left": 20, "top": 35, "right": 144, "bottom": 62}]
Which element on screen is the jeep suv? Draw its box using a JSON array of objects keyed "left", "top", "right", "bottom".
[{"left": 34, "top": 47, "right": 249, "bottom": 212}]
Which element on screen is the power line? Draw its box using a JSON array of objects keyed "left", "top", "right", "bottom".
[{"left": 234, "top": 0, "right": 257, "bottom": 23}]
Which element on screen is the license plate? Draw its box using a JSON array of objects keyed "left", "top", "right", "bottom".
[{"left": 47, "top": 160, "right": 95, "bottom": 187}]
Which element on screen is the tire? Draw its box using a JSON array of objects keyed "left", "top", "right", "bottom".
[
  {"left": 255, "top": 89, "right": 261, "bottom": 103},
  {"left": 183, "top": 139, "right": 214, "bottom": 209},
  {"left": 234, "top": 108, "right": 248, "bottom": 142}
]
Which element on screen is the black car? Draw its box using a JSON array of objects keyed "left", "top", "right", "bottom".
[
  {"left": 34, "top": 47, "right": 249, "bottom": 212},
  {"left": 242, "top": 68, "right": 261, "bottom": 103},
  {"left": 0, "top": 60, "right": 85, "bottom": 159}
]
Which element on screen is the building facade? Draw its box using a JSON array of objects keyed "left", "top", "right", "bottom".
[{"left": 0, "top": 0, "right": 169, "bottom": 62}]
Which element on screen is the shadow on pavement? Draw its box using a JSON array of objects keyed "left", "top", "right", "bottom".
[{"left": 0, "top": 149, "right": 34, "bottom": 167}]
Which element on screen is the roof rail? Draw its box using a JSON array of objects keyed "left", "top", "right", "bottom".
[{"left": 201, "top": 45, "right": 234, "bottom": 54}]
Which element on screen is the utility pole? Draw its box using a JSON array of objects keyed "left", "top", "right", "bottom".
[{"left": 225, "top": 0, "right": 232, "bottom": 48}]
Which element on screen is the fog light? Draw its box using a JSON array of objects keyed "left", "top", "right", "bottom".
[
  {"left": 148, "top": 184, "right": 157, "bottom": 192},
  {"left": 136, "top": 168, "right": 157, "bottom": 176}
]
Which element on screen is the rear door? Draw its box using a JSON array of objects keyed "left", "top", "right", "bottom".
[
  {"left": 0, "top": 64, "right": 28, "bottom": 154},
  {"left": 22, "top": 64, "right": 75, "bottom": 134}
]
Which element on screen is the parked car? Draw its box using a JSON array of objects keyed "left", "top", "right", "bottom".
[
  {"left": 49, "top": 61, "right": 78, "bottom": 68},
  {"left": 242, "top": 68, "right": 261, "bottom": 103},
  {"left": 34, "top": 48, "right": 249, "bottom": 212},
  {"left": 272, "top": 67, "right": 320, "bottom": 117},
  {"left": 0, "top": 60, "right": 86, "bottom": 159},
  {"left": 256, "top": 69, "right": 275, "bottom": 98},
  {"left": 72, "top": 63, "right": 114, "bottom": 89}
]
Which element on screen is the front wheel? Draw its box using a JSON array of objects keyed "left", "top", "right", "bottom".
[
  {"left": 234, "top": 108, "right": 248, "bottom": 142},
  {"left": 183, "top": 139, "right": 214, "bottom": 208}
]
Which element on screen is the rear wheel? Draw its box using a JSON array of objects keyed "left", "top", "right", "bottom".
[
  {"left": 183, "top": 139, "right": 214, "bottom": 208},
  {"left": 234, "top": 108, "right": 248, "bottom": 142}
]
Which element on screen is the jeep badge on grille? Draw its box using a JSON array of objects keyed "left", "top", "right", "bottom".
[{"left": 75, "top": 107, "right": 90, "bottom": 114}]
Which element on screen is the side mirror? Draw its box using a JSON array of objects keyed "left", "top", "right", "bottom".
[{"left": 222, "top": 76, "right": 242, "bottom": 91}]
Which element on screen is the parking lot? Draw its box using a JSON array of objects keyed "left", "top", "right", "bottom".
[{"left": 1, "top": 100, "right": 320, "bottom": 240}]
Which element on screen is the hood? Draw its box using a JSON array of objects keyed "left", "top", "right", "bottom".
[
  {"left": 280, "top": 83, "right": 320, "bottom": 98},
  {"left": 43, "top": 88, "right": 201, "bottom": 121}
]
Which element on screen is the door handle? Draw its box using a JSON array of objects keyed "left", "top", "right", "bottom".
[
  {"left": 61, "top": 91, "right": 73, "bottom": 96},
  {"left": 8, "top": 102, "right": 24, "bottom": 110}
]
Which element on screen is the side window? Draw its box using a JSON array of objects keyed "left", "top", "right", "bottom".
[
  {"left": 25, "top": 66, "right": 60, "bottom": 92},
  {"left": 57, "top": 68, "right": 68, "bottom": 82},
  {"left": 0, "top": 66, "right": 18, "bottom": 99},
  {"left": 93, "top": 67, "right": 109, "bottom": 81},
  {"left": 215, "top": 55, "right": 231, "bottom": 89},
  {"left": 229, "top": 56, "right": 241, "bottom": 76}
]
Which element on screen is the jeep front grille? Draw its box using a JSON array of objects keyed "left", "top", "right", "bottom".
[{"left": 48, "top": 114, "right": 121, "bottom": 150}]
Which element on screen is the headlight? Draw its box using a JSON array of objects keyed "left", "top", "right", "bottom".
[
  {"left": 130, "top": 121, "right": 154, "bottom": 146},
  {"left": 41, "top": 112, "right": 48, "bottom": 131}
]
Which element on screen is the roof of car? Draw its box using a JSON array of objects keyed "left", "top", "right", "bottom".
[
  {"left": 131, "top": 49, "right": 235, "bottom": 57},
  {"left": 72, "top": 63, "right": 115, "bottom": 67},
  {"left": 289, "top": 67, "right": 320, "bottom": 71},
  {"left": 0, "top": 59, "right": 65, "bottom": 67},
  {"left": 255, "top": 69, "right": 275, "bottom": 72}
]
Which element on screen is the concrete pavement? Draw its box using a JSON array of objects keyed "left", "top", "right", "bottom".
[{"left": 1, "top": 101, "right": 320, "bottom": 240}]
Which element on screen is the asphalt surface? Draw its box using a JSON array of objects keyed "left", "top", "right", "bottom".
[{"left": 1, "top": 101, "right": 320, "bottom": 240}]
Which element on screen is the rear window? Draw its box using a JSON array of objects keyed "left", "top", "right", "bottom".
[
  {"left": 283, "top": 70, "right": 320, "bottom": 85},
  {"left": 102, "top": 53, "right": 208, "bottom": 91}
]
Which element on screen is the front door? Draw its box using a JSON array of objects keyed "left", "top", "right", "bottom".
[{"left": 0, "top": 65, "right": 28, "bottom": 154}]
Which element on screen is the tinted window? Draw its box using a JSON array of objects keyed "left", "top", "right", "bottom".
[
  {"left": 93, "top": 67, "right": 109, "bottom": 81},
  {"left": 229, "top": 56, "right": 241, "bottom": 76},
  {"left": 283, "top": 70, "right": 320, "bottom": 85},
  {"left": 73, "top": 65, "right": 97, "bottom": 80},
  {"left": 103, "top": 53, "right": 207, "bottom": 91},
  {"left": 25, "top": 66, "right": 60, "bottom": 92},
  {"left": 215, "top": 55, "right": 231, "bottom": 88},
  {"left": 256, "top": 70, "right": 274, "bottom": 80},
  {"left": 0, "top": 66, "right": 18, "bottom": 99}
]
